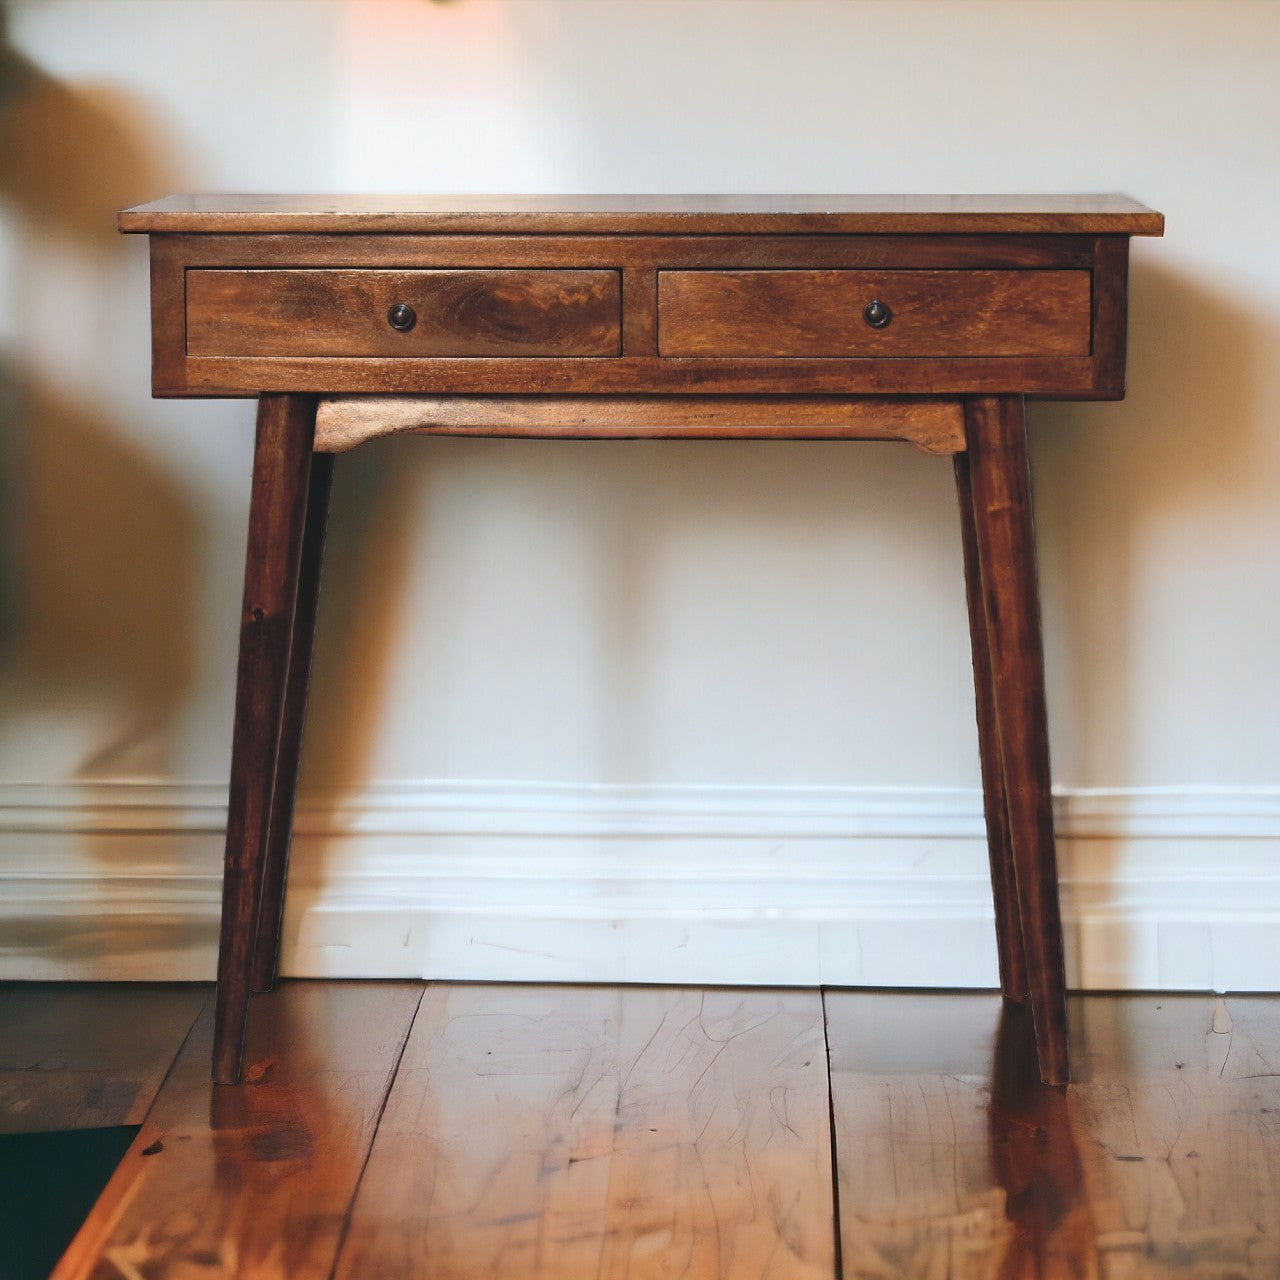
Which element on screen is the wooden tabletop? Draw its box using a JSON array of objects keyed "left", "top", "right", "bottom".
[{"left": 118, "top": 193, "right": 1164, "bottom": 236}]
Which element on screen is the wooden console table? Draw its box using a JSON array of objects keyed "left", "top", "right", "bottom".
[{"left": 119, "top": 195, "right": 1163, "bottom": 1086}]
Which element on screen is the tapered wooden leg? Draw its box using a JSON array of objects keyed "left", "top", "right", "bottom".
[
  {"left": 954, "top": 450, "right": 1030, "bottom": 1004},
  {"left": 213, "top": 394, "right": 316, "bottom": 1085},
  {"left": 251, "top": 452, "right": 335, "bottom": 994},
  {"left": 963, "top": 395, "right": 1069, "bottom": 1085}
]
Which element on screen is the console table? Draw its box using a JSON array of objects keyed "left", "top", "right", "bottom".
[{"left": 119, "top": 195, "right": 1163, "bottom": 1086}]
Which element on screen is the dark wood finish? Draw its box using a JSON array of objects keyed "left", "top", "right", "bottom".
[
  {"left": 659, "top": 269, "right": 1091, "bottom": 358},
  {"left": 187, "top": 268, "right": 621, "bottom": 359},
  {"left": 0, "top": 983, "right": 207, "bottom": 1134},
  {"left": 213, "top": 394, "right": 316, "bottom": 1085},
  {"left": 142, "top": 230, "right": 1130, "bottom": 400},
  {"left": 1089, "top": 234, "right": 1131, "bottom": 396},
  {"left": 156, "top": 231, "right": 1102, "bottom": 271},
  {"left": 963, "top": 395, "right": 1068, "bottom": 1084},
  {"left": 620, "top": 266, "right": 658, "bottom": 355},
  {"left": 176, "top": 352, "right": 1105, "bottom": 399},
  {"left": 148, "top": 234, "right": 187, "bottom": 392},
  {"left": 313, "top": 394, "right": 967, "bottom": 453},
  {"left": 953, "top": 453, "right": 1028, "bottom": 1002},
  {"left": 334, "top": 985, "right": 834, "bottom": 1280},
  {"left": 120, "top": 197, "right": 1162, "bottom": 1089},
  {"left": 251, "top": 453, "right": 335, "bottom": 994},
  {"left": 119, "top": 192, "right": 1165, "bottom": 235},
  {"left": 53, "top": 981, "right": 422, "bottom": 1280}
]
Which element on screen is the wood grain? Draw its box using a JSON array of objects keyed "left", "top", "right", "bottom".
[
  {"left": 659, "top": 270, "right": 1091, "bottom": 358},
  {"left": 118, "top": 193, "right": 1165, "bottom": 236},
  {"left": 174, "top": 353, "right": 1103, "bottom": 399},
  {"left": 148, "top": 234, "right": 187, "bottom": 393},
  {"left": 827, "top": 990, "right": 1015, "bottom": 1278},
  {"left": 27, "top": 984, "right": 1280, "bottom": 1280},
  {"left": 142, "top": 227, "right": 1134, "bottom": 399},
  {"left": 954, "top": 451, "right": 1028, "bottom": 1002},
  {"left": 830, "top": 993, "right": 1280, "bottom": 1278},
  {"left": 1068, "top": 995, "right": 1280, "bottom": 1278},
  {"left": 621, "top": 266, "right": 658, "bottom": 355},
  {"left": 187, "top": 269, "right": 621, "bottom": 358},
  {"left": 52, "top": 981, "right": 422, "bottom": 1280},
  {"left": 334, "top": 985, "right": 835, "bottom": 1280},
  {"left": 313, "top": 394, "right": 967, "bottom": 454},
  {"left": 828, "top": 991, "right": 1094, "bottom": 1280},
  {"left": 1089, "top": 235, "right": 1131, "bottom": 396},
  {"left": 964, "top": 395, "right": 1069, "bottom": 1084},
  {"left": 145, "top": 232, "right": 1100, "bottom": 397},
  {"left": 0, "top": 982, "right": 206, "bottom": 1134},
  {"left": 214, "top": 394, "right": 316, "bottom": 1085},
  {"left": 153, "top": 232, "right": 1101, "bottom": 271},
  {"left": 251, "top": 452, "right": 335, "bottom": 994}
]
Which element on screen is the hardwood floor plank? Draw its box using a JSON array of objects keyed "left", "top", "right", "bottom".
[
  {"left": 51, "top": 980, "right": 421, "bottom": 1280},
  {"left": 1069, "top": 994, "right": 1280, "bottom": 1278},
  {"left": 334, "top": 984, "right": 622, "bottom": 1280},
  {"left": 826, "top": 990, "right": 1017, "bottom": 1279},
  {"left": 830, "top": 990, "right": 1280, "bottom": 1279},
  {"left": 598, "top": 988, "right": 834, "bottom": 1280},
  {"left": 335, "top": 984, "right": 835, "bottom": 1280},
  {"left": 0, "top": 982, "right": 207, "bottom": 1133}
]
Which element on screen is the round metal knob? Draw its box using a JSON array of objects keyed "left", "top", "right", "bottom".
[
  {"left": 863, "top": 299, "right": 892, "bottom": 329},
  {"left": 387, "top": 302, "right": 417, "bottom": 332}
]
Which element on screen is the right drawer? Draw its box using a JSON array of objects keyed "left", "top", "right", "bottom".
[{"left": 658, "top": 269, "right": 1092, "bottom": 358}]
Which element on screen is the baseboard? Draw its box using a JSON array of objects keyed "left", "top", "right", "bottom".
[{"left": 2, "top": 781, "right": 1277, "bottom": 990}]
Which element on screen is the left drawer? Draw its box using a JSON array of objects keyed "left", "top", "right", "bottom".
[{"left": 185, "top": 269, "right": 622, "bottom": 358}]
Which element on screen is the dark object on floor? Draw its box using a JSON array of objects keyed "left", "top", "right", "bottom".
[{"left": 0, "top": 1126, "right": 136, "bottom": 1280}]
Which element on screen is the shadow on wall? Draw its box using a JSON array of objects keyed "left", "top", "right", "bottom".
[
  {"left": 289, "top": 263, "right": 1266, "bottom": 962},
  {"left": 294, "top": 264, "right": 1262, "bottom": 791},
  {"left": 0, "top": 14, "right": 165, "bottom": 246},
  {"left": 299, "top": 428, "right": 971, "bottom": 782},
  {"left": 298, "top": 440, "right": 422, "bottom": 791},
  {"left": 0, "top": 372, "right": 199, "bottom": 774},
  {"left": 1032, "top": 257, "right": 1264, "bottom": 991},
  {"left": 0, "top": 9, "right": 204, "bottom": 964},
  {"left": 1033, "top": 257, "right": 1263, "bottom": 788},
  {"left": 0, "top": 8, "right": 191, "bottom": 776}
]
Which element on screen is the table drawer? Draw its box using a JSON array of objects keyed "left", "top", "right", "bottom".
[
  {"left": 658, "top": 269, "right": 1091, "bottom": 358},
  {"left": 186, "top": 269, "right": 622, "bottom": 358}
]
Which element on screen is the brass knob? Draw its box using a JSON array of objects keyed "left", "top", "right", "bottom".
[
  {"left": 863, "top": 299, "right": 892, "bottom": 329},
  {"left": 387, "top": 302, "right": 417, "bottom": 332}
]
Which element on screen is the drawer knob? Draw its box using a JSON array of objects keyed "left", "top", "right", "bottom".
[
  {"left": 387, "top": 302, "right": 417, "bottom": 332},
  {"left": 863, "top": 298, "right": 892, "bottom": 329}
]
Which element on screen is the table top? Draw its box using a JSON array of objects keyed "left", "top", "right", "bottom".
[{"left": 118, "top": 194, "right": 1164, "bottom": 237}]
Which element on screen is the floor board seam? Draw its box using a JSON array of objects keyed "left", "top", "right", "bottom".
[
  {"left": 47, "top": 986, "right": 212, "bottom": 1279},
  {"left": 327, "top": 981, "right": 428, "bottom": 1280},
  {"left": 148, "top": 987, "right": 212, "bottom": 1121},
  {"left": 820, "top": 986, "right": 844, "bottom": 1280}
]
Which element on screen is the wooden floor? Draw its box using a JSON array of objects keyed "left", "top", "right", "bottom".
[{"left": 2, "top": 982, "right": 1276, "bottom": 1278}]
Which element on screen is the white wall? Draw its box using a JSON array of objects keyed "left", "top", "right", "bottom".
[{"left": 1, "top": 0, "right": 1278, "bottom": 988}]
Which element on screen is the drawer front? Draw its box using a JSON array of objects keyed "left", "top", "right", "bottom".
[
  {"left": 658, "top": 269, "right": 1091, "bottom": 358},
  {"left": 186, "top": 269, "right": 621, "bottom": 358}
]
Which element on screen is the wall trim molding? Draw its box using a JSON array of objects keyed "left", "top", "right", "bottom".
[{"left": 2, "top": 780, "right": 1278, "bottom": 989}]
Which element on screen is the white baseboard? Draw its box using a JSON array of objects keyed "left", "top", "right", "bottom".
[{"left": 1, "top": 781, "right": 1277, "bottom": 990}]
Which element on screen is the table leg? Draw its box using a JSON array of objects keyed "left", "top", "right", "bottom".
[
  {"left": 213, "top": 394, "right": 316, "bottom": 1085},
  {"left": 251, "top": 452, "right": 335, "bottom": 994},
  {"left": 963, "top": 395, "right": 1070, "bottom": 1085},
  {"left": 954, "top": 450, "right": 1030, "bottom": 1004}
]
